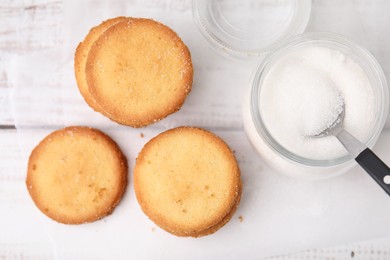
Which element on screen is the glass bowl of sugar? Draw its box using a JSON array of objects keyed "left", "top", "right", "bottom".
[{"left": 243, "top": 32, "right": 389, "bottom": 180}]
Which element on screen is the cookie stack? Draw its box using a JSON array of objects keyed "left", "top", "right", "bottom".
[
  {"left": 27, "top": 127, "right": 127, "bottom": 224},
  {"left": 74, "top": 17, "right": 193, "bottom": 127},
  {"left": 134, "top": 127, "right": 241, "bottom": 237}
]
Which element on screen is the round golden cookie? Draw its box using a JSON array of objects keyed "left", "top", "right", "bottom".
[
  {"left": 74, "top": 16, "right": 127, "bottom": 112},
  {"left": 86, "top": 18, "right": 193, "bottom": 127},
  {"left": 134, "top": 127, "right": 241, "bottom": 237},
  {"left": 26, "top": 126, "right": 127, "bottom": 224}
]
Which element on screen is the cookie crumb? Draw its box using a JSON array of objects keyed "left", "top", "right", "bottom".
[
  {"left": 238, "top": 215, "right": 244, "bottom": 222},
  {"left": 351, "top": 251, "right": 355, "bottom": 258},
  {"left": 151, "top": 227, "right": 156, "bottom": 232},
  {"left": 140, "top": 133, "right": 144, "bottom": 138}
]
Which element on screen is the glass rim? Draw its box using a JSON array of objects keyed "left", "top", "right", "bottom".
[
  {"left": 192, "top": 0, "right": 312, "bottom": 60},
  {"left": 250, "top": 32, "right": 389, "bottom": 167}
]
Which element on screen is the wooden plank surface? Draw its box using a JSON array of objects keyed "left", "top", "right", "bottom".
[
  {"left": 1, "top": 0, "right": 390, "bottom": 259},
  {"left": 0, "top": 0, "right": 62, "bottom": 126}
]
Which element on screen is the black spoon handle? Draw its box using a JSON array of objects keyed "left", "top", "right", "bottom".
[{"left": 356, "top": 148, "right": 390, "bottom": 196}]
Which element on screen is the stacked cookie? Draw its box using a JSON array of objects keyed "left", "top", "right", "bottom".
[
  {"left": 75, "top": 17, "right": 193, "bottom": 127},
  {"left": 27, "top": 127, "right": 127, "bottom": 224},
  {"left": 134, "top": 127, "right": 241, "bottom": 237}
]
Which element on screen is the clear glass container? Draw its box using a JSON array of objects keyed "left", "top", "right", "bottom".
[
  {"left": 243, "top": 32, "right": 389, "bottom": 180},
  {"left": 192, "top": 0, "right": 311, "bottom": 59}
]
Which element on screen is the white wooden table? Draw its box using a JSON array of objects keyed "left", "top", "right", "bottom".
[{"left": 1, "top": 0, "right": 390, "bottom": 259}]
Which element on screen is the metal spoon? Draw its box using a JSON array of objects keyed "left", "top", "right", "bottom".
[{"left": 313, "top": 103, "right": 390, "bottom": 196}]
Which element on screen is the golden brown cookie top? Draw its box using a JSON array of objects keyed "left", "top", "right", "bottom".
[
  {"left": 26, "top": 126, "right": 127, "bottom": 224},
  {"left": 74, "top": 16, "right": 127, "bottom": 112},
  {"left": 86, "top": 18, "right": 193, "bottom": 127},
  {"left": 134, "top": 127, "right": 241, "bottom": 236}
]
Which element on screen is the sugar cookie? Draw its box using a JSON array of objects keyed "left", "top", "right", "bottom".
[
  {"left": 26, "top": 126, "right": 127, "bottom": 224},
  {"left": 134, "top": 127, "right": 241, "bottom": 237}
]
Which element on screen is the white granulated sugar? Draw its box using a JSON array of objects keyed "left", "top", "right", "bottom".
[
  {"left": 275, "top": 65, "right": 345, "bottom": 136},
  {"left": 260, "top": 46, "right": 375, "bottom": 160}
]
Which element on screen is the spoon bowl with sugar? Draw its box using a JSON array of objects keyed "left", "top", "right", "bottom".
[{"left": 312, "top": 101, "right": 390, "bottom": 196}]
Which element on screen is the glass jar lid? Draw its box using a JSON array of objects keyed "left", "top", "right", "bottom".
[{"left": 192, "top": 0, "right": 312, "bottom": 60}]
